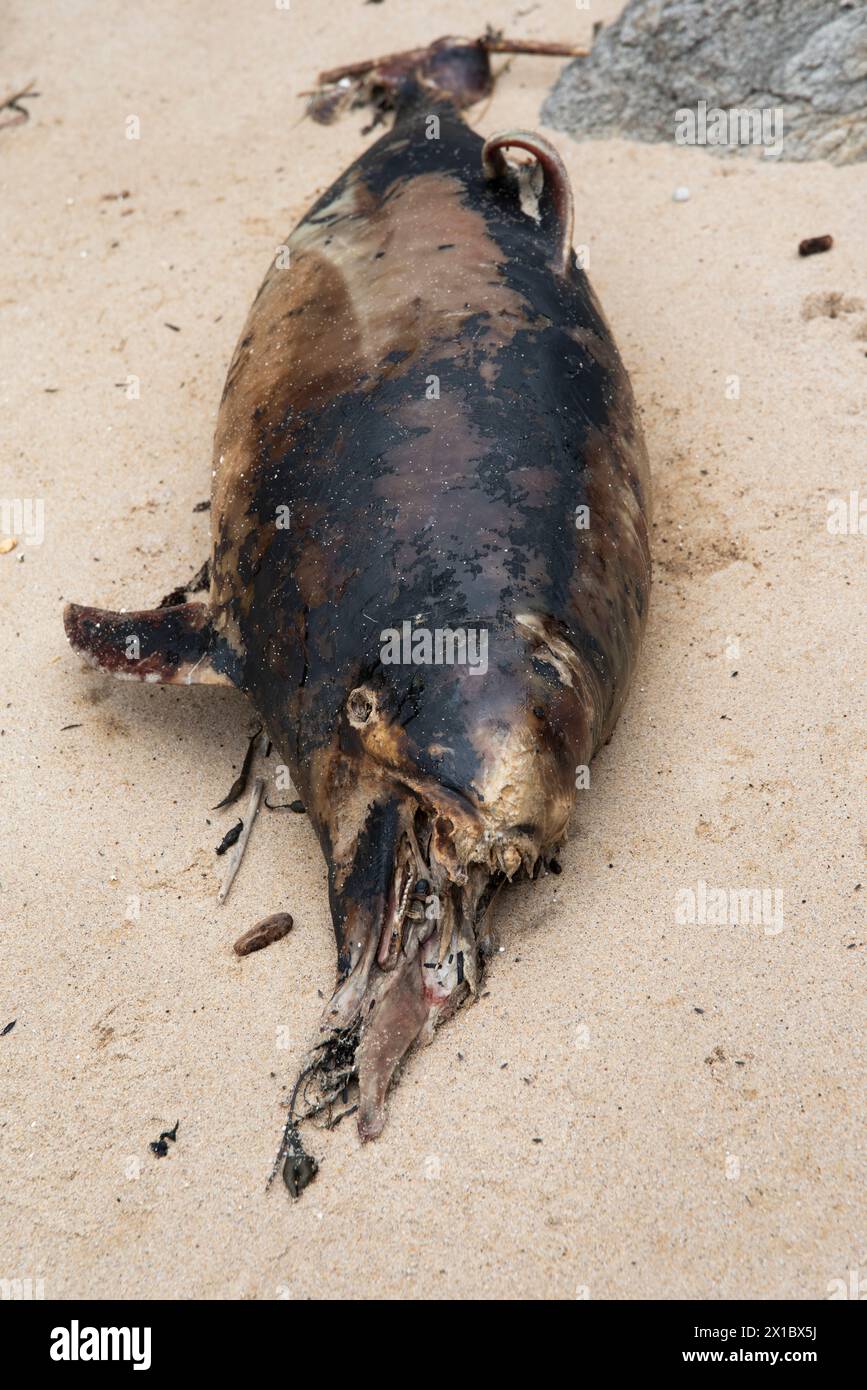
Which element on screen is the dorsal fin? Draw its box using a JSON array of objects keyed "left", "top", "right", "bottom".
[
  {"left": 63, "top": 601, "right": 241, "bottom": 687},
  {"left": 482, "top": 129, "right": 575, "bottom": 276}
]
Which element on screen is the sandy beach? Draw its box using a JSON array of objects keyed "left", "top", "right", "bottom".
[{"left": 1, "top": 0, "right": 864, "bottom": 1300}]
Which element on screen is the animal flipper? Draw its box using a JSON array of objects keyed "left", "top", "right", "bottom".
[{"left": 63, "top": 599, "right": 241, "bottom": 687}]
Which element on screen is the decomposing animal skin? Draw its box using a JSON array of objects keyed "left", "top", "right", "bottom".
[{"left": 64, "top": 41, "right": 651, "bottom": 1180}]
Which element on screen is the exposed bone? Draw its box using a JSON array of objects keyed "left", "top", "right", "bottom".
[
  {"left": 377, "top": 837, "right": 416, "bottom": 969},
  {"left": 277, "top": 783, "right": 539, "bottom": 1173},
  {"left": 436, "top": 893, "right": 455, "bottom": 966}
]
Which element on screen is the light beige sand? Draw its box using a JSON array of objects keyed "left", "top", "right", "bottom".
[{"left": 1, "top": 0, "right": 864, "bottom": 1301}]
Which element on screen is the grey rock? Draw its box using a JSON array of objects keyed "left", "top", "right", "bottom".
[{"left": 542, "top": 0, "right": 867, "bottom": 164}]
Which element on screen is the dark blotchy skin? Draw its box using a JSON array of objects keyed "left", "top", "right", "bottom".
[{"left": 65, "top": 94, "right": 650, "bottom": 1147}]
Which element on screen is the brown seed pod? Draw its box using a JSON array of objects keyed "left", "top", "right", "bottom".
[{"left": 233, "top": 912, "right": 293, "bottom": 957}]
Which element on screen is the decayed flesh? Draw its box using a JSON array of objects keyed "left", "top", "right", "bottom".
[{"left": 306, "top": 32, "right": 588, "bottom": 127}]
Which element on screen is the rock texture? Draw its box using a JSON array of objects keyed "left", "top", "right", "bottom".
[{"left": 543, "top": 0, "right": 867, "bottom": 164}]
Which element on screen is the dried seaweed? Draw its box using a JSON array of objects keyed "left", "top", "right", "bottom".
[
  {"left": 215, "top": 820, "right": 243, "bottom": 856},
  {"left": 212, "top": 726, "right": 263, "bottom": 809},
  {"left": 0, "top": 81, "right": 39, "bottom": 132},
  {"left": 268, "top": 1020, "right": 362, "bottom": 1196},
  {"left": 264, "top": 797, "right": 306, "bottom": 814},
  {"left": 149, "top": 1120, "right": 179, "bottom": 1157},
  {"left": 158, "top": 559, "right": 210, "bottom": 610}
]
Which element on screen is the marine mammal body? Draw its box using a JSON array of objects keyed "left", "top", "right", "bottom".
[{"left": 65, "top": 80, "right": 651, "bottom": 1165}]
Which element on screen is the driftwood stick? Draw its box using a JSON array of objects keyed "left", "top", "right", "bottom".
[
  {"left": 484, "top": 39, "right": 588, "bottom": 58},
  {"left": 317, "top": 37, "right": 587, "bottom": 87},
  {"left": 218, "top": 777, "right": 264, "bottom": 904}
]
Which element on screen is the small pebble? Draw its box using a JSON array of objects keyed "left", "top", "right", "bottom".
[
  {"left": 672, "top": 186, "right": 690, "bottom": 202},
  {"left": 798, "top": 233, "right": 833, "bottom": 257}
]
